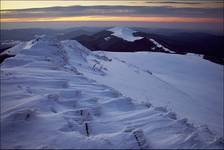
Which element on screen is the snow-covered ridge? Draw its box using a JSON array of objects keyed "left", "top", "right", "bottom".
[
  {"left": 108, "top": 27, "right": 143, "bottom": 42},
  {"left": 23, "top": 39, "right": 37, "bottom": 50},
  {"left": 23, "top": 35, "right": 45, "bottom": 50},
  {"left": 150, "top": 38, "right": 175, "bottom": 53},
  {"left": 1, "top": 37, "right": 223, "bottom": 149},
  {"left": 1, "top": 35, "right": 45, "bottom": 56}
]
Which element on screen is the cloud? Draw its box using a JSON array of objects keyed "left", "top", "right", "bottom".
[
  {"left": 145, "top": 1, "right": 201, "bottom": 4},
  {"left": 145, "top": 0, "right": 223, "bottom": 5},
  {"left": 1, "top": 5, "right": 223, "bottom": 19}
]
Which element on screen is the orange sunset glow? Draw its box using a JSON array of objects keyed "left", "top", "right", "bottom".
[
  {"left": 1, "top": 16, "right": 222, "bottom": 23},
  {"left": 1, "top": 0, "right": 222, "bottom": 10},
  {"left": 0, "top": 0, "right": 223, "bottom": 30}
]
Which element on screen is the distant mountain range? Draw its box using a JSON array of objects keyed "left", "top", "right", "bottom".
[
  {"left": 74, "top": 27, "right": 175, "bottom": 54},
  {"left": 74, "top": 27, "right": 224, "bottom": 65},
  {"left": 1, "top": 27, "right": 223, "bottom": 64},
  {"left": 0, "top": 27, "right": 107, "bottom": 41}
]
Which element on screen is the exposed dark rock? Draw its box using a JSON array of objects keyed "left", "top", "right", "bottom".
[{"left": 0, "top": 53, "right": 15, "bottom": 64}]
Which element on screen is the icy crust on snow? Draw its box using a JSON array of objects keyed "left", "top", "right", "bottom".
[
  {"left": 108, "top": 27, "right": 143, "bottom": 42},
  {"left": 1, "top": 37, "right": 223, "bottom": 149}
]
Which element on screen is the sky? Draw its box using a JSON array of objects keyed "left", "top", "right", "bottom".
[{"left": 0, "top": 0, "right": 223, "bottom": 32}]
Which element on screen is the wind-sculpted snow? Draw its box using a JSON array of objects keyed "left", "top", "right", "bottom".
[
  {"left": 90, "top": 51, "right": 223, "bottom": 138},
  {"left": 1, "top": 36, "right": 223, "bottom": 149}
]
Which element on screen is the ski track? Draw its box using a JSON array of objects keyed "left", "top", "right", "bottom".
[{"left": 1, "top": 36, "right": 223, "bottom": 149}]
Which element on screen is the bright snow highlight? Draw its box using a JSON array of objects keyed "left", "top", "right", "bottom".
[{"left": 108, "top": 27, "right": 143, "bottom": 42}]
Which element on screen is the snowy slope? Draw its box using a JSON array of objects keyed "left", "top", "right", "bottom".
[
  {"left": 1, "top": 37, "right": 223, "bottom": 149},
  {"left": 81, "top": 51, "right": 223, "bottom": 137},
  {"left": 108, "top": 27, "right": 143, "bottom": 42},
  {"left": 1, "top": 38, "right": 39, "bottom": 55}
]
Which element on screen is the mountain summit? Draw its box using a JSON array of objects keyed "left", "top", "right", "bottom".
[
  {"left": 107, "top": 27, "right": 143, "bottom": 42},
  {"left": 75, "top": 27, "right": 174, "bottom": 53}
]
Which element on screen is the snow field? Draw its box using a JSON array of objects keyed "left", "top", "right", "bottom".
[{"left": 1, "top": 36, "right": 223, "bottom": 149}]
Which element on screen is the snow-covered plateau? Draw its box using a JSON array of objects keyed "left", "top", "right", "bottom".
[{"left": 1, "top": 36, "right": 223, "bottom": 149}]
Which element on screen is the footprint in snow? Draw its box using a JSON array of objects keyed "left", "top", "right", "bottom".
[
  {"left": 7, "top": 109, "right": 37, "bottom": 121},
  {"left": 154, "top": 106, "right": 168, "bottom": 113},
  {"left": 166, "top": 111, "right": 177, "bottom": 120},
  {"left": 133, "top": 129, "right": 150, "bottom": 149},
  {"left": 47, "top": 94, "right": 59, "bottom": 101}
]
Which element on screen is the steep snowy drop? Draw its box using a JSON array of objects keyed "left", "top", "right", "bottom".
[{"left": 1, "top": 36, "right": 223, "bottom": 149}]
